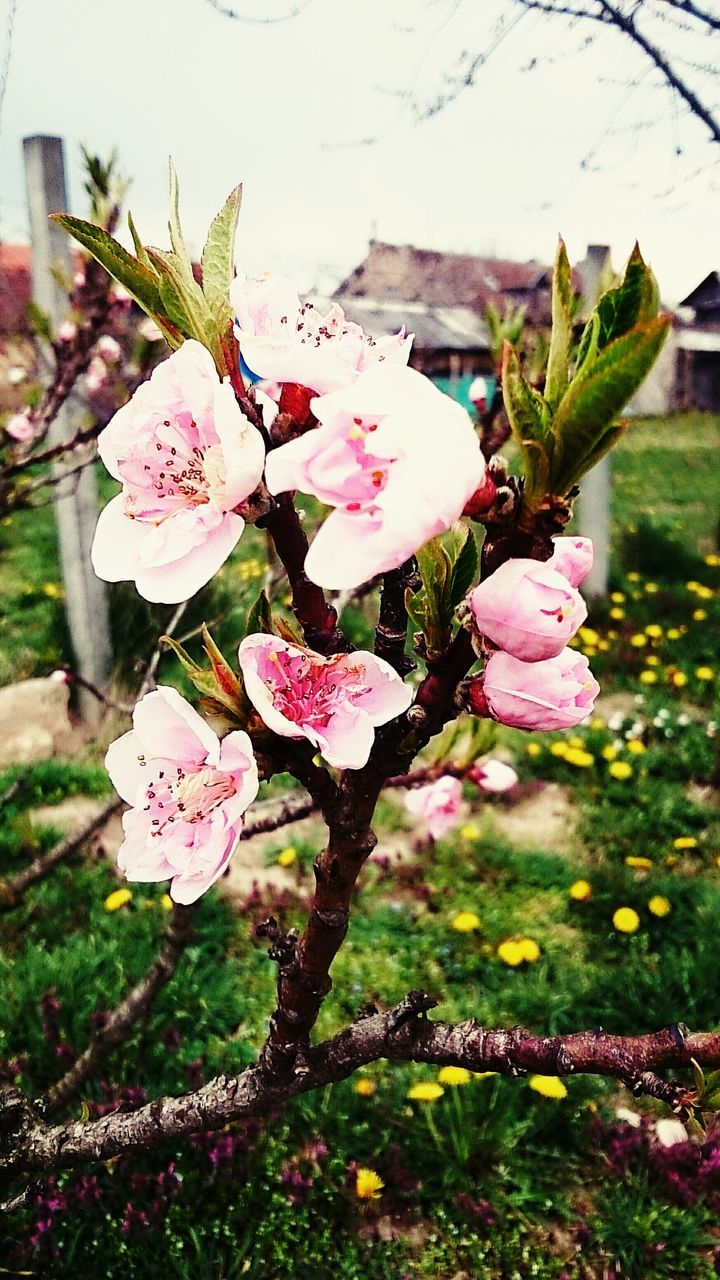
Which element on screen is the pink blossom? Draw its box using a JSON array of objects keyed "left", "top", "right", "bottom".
[
  {"left": 5, "top": 412, "right": 34, "bottom": 443},
  {"left": 467, "top": 559, "right": 587, "bottom": 662},
  {"left": 472, "top": 648, "right": 599, "bottom": 731},
  {"left": 470, "top": 759, "right": 519, "bottom": 792},
  {"left": 49, "top": 669, "right": 71, "bottom": 684},
  {"left": 97, "top": 334, "right": 122, "bottom": 363},
  {"left": 58, "top": 320, "right": 77, "bottom": 343},
  {"left": 404, "top": 776, "right": 464, "bottom": 840},
  {"left": 105, "top": 685, "right": 259, "bottom": 904},
  {"left": 230, "top": 271, "right": 412, "bottom": 395},
  {"left": 85, "top": 356, "right": 108, "bottom": 394},
  {"left": 547, "top": 536, "right": 594, "bottom": 588},
  {"left": 92, "top": 340, "right": 265, "bottom": 603},
  {"left": 265, "top": 365, "right": 487, "bottom": 590},
  {"left": 237, "top": 634, "right": 412, "bottom": 769},
  {"left": 7, "top": 366, "right": 26, "bottom": 385}
]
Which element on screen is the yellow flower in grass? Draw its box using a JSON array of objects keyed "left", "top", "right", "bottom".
[
  {"left": 569, "top": 879, "right": 592, "bottom": 901},
  {"left": 590, "top": 717, "right": 606, "bottom": 730},
  {"left": 645, "top": 624, "right": 662, "bottom": 639},
  {"left": 693, "top": 608, "right": 707, "bottom": 622},
  {"left": 526, "top": 742, "right": 542, "bottom": 757},
  {"left": 459, "top": 824, "right": 480, "bottom": 840},
  {"left": 695, "top": 667, "right": 714, "bottom": 681},
  {"left": 645, "top": 654, "right": 661, "bottom": 667},
  {"left": 42, "top": 582, "right": 64, "bottom": 600},
  {"left": 550, "top": 741, "right": 569, "bottom": 758},
  {"left": 277, "top": 846, "right": 297, "bottom": 868},
  {"left": 705, "top": 553, "right": 720, "bottom": 567},
  {"left": 630, "top": 634, "right": 648, "bottom": 648},
  {"left": 578, "top": 626, "right": 600, "bottom": 647},
  {"left": 355, "top": 1077, "right": 376, "bottom": 1098},
  {"left": 639, "top": 670, "right": 658, "bottom": 685},
  {"left": 645, "top": 582, "right": 658, "bottom": 594},
  {"left": 355, "top": 1168, "right": 384, "bottom": 1199},
  {"left": 671, "top": 671, "right": 688, "bottom": 688},
  {"left": 674, "top": 837, "right": 697, "bottom": 850},
  {"left": 160, "top": 893, "right": 173, "bottom": 911},
  {"left": 695, "top": 585, "right": 714, "bottom": 600},
  {"left": 627, "top": 571, "right": 641, "bottom": 582},
  {"left": 407, "top": 1082, "right": 444, "bottom": 1103},
  {"left": 568, "top": 736, "right": 584, "bottom": 749},
  {"left": 609, "top": 607, "right": 625, "bottom": 621},
  {"left": 564, "top": 747, "right": 595, "bottom": 768},
  {"left": 666, "top": 627, "right": 681, "bottom": 641},
  {"left": 626, "top": 856, "right": 653, "bottom": 870},
  {"left": 610, "top": 592, "right": 626, "bottom": 604},
  {"left": 437, "top": 1066, "right": 472, "bottom": 1086},
  {"left": 104, "top": 887, "right": 132, "bottom": 912},
  {"left": 601, "top": 744, "right": 618, "bottom": 761},
  {"left": 626, "top": 739, "right": 646, "bottom": 755},
  {"left": 497, "top": 937, "right": 540, "bottom": 966},
  {"left": 613, "top": 906, "right": 640, "bottom": 934},
  {"left": 452, "top": 911, "right": 480, "bottom": 933},
  {"left": 648, "top": 895, "right": 671, "bottom": 918},
  {"left": 529, "top": 1075, "right": 568, "bottom": 1100},
  {"left": 609, "top": 761, "right": 633, "bottom": 780}
]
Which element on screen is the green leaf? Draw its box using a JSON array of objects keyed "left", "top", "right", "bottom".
[
  {"left": 167, "top": 158, "right": 191, "bottom": 268},
  {"left": 26, "top": 300, "right": 52, "bottom": 343},
  {"left": 544, "top": 238, "right": 573, "bottom": 411},
  {"left": 146, "top": 246, "right": 210, "bottom": 337},
  {"left": 202, "top": 624, "right": 245, "bottom": 706},
  {"left": 201, "top": 183, "right": 242, "bottom": 311},
  {"left": 502, "top": 342, "right": 547, "bottom": 445},
  {"left": 127, "top": 209, "right": 154, "bottom": 271},
  {"left": 574, "top": 310, "right": 600, "bottom": 382},
  {"left": 698, "top": 1068, "right": 720, "bottom": 1111},
  {"left": 245, "top": 589, "right": 273, "bottom": 637},
  {"left": 595, "top": 244, "right": 660, "bottom": 350},
  {"left": 550, "top": 315, "right": 670, "bottom": 494},
  {"left": 161, "top": 632, "right": 248, "bottom": 723},
  {"left": 449, "top": 527, "right": 479, "bottom": 607}
]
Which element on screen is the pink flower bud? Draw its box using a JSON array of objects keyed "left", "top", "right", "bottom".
[
  {"left": 462, "top": 472, "right": 497, "bottom": 520},
  {"left": 58, "top": 320, "right": 77, "bottom": 343},
  {"left": 469, "top": 759, "right": 518, "bottom": 792},
  {"left": 468, "top": 559, "right": 587, "bottom": 662},
  {"left": 5, "top": 412, "right": 34, "bottom": 443},
  {"left": 404, "top": 775, "right": 464, "bottom": 839},
  {"left": 546, "top": 536, "right": 594, "bottom": 588},
  {"left": 73, "top": 271, "right": 86, "bottom": 288},
  {"left": 85, "top": 356, "right": 108, "bottom": 394},
  {"left": 479, "top": 648, "right": 599, "bottom": 731},
  {"left": 97, "top": 334, "right": 121, "bottom": 363},
  {"left": 49, "top": 669, "right": 71, "bottom": 684}
]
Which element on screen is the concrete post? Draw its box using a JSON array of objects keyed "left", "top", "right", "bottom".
[
  {"left": 23, "top": 135, "right": 112, "bottom": 721},
  {"left": 576, "top": 455, "right": 611, "bottom": 601}
]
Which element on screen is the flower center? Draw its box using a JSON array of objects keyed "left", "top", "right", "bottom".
[
  {"left": 119, "top": 417, "right": 226, "bottom": 524},
  {"left": 142, "top": 762, "right": 236, "bottom": 836}
]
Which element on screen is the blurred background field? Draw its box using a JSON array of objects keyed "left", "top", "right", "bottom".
[{"left": 1, "top": 411, "right": 720, "bottom": 1277}]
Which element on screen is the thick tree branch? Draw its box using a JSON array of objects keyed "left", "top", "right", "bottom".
[
  {"left": 46, "top": 904, "right": 195, "bottom": 1113},
  {"left": 374, "top": 558, "right": 420, "bottom": 676},
  {"left": 257, "top": 493, "right": 349, "bottom": 654},
  {"left": 2, "top": 997, "right": 716, "bottom": 1181}
]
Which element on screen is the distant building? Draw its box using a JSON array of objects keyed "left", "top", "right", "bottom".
[{"left": 675, "top": 272, "right": 720, "bottom": 412}]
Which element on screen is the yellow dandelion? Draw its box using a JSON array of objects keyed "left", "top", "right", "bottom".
[
  {"left": 459, "top": 824, "right": 481, "bottom": 840},
  {"left": 569, "top": 879, "right": 592, "bottom": 901},
  {"left": 564, "top": 747, "right": 595, "bottom": 768},
  {"left": 627, "top": 571, "right": 641, "bottom": 582},
  {"left": 355, "top": 1168, "right": 384, "bottom": 1200},
  {"left": 666, "top": 627, "right": 681, "bottom": 641},
  {"left": 648, "top": 895, "right": 671, "bottom": 918},
  {"left": 550, "top": 741, "right": 569, "bottom": 758},
  {"left": 695, "top": 666, "right": 714, "bottom": 681},
  {"left": 645, "top": 582, "right": 658, "bottom": 594},
  {"left": 608, "top": 761, "right": 633, "bottom": 780},
  {"left": 437, "top": 1066, "right": 472, "bottom": 1086},
  {"left": 354, "top": 1077, "right": 376, "bottom": 1098},
  {"left": 665, "top": 855, "right": 679, "bottom": 868},
  {"left": 598, "top": 639, "right": 610, "bottom": 652},
  {"left": 529, "top": 1075, "right": 568, "bottom": 1100},
  {"left": 704, "top": 553, "right": 720, "bottom": 567},
  {"left": 630, "top": 634, "right": 648, "bottom": 648},
  {"left": 609, "top": 607, "right": 625, "bottom": 621},
  {"left": 42, "top": 582, "right": 64, "bottom": 600},
  {"left": 526, "top": 742, "right": 542, "bottom": 757},
  {"left": 104, "top": 887, "right": 132, "bottom": 912},
  {"left": 607, "top": 629, "right": 619, "bottom": 640},
  {"left": 497, "top": 939, "right": 525, "bottom": 967},
  {"left": 687, "top": 580, "right": 702, "bottom": 592},
  {"left": 639, "top": 670, "right": 658, "bottom": 685},
  {"left": 578, "top": 626, "right": 601, "bottom": 646},
  {"left": 626, "top": 739, "right": 646, "bottom": 755},
  {"left": 277, "top": 846, "right": 297, "bottom": 868},
  {"left": 601, "top": 744, "right": 618, "bottom": 761},
  {"left": 693, "top": 609, "right": 707, "bottom": 622},
  {"left": 645, "top": 655, "right": 661, "bottom": 667},
  {"left": 695, "top": 585, "right": 714, "bottom": 600},
  {"left": 671, "top": 671, "right": 688, "bottom": 688},
  {"left": 160, "top": 893, "right": 173, "bottom": 911},
  {"left": 407, "top": 1082, "right": 444, "bottom": 1103},
  {"left": 519, "top": 938, "right": 541, "bottom": 962},
  {"left": 673, "top": 837, "right": 697, "bottom": 850},
  {"left": 568, "top": 736, "right": 584, "bottom": 749},
  {"left": 590, "top": 717, "right": 606, "bottom": 730},
  {"left": 644, "top": 624, "right": 662, "bottom": 639},
  {"left": 610, "top": 592, "right": 626, "bottom": 604},
  {"left": 613, "top": 906, "right": 640, "bottom": 934},
  {"left": 625, "top": 856, "right": 653, "bottom": 870},
  {"left": 582, "top": 647, "right": 598, "bottom": 659},
  {"left": 452, "top": 910, "right": 480, "bottom": 933}
]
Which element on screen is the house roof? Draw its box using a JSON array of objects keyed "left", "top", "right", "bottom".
[
  {"left": 335, "top": 240, "right": 549, "bottom": 311},
  {"left": 679, "top": 271, "right": 720, "bottom": 313},
  {"left": 0, "top": 243, "right": 32, "bottom": 333},
  {"left": 324, "top": 295, "right": 490, "bottom": 352}
]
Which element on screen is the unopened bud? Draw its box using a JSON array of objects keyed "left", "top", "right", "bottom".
[
  {"left": 278, "top": 382, "right": 316, "bottom": 430},
  {"left": 458, "top": 676, "right": 490, "bottom": 718},
  {"left": 462, "top": 473, "right": 497, "bottom": 520}
]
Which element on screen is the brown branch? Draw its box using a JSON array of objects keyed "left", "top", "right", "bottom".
[
  {"left": 0, "top": 796, "right": 122, "bottom": 910},
  {"left": 46, "top": 904, "right": 195, "bottom": 1113},
  {"left": 374, "top": 558, "right": 419, "bottom": 676},
  {"left": 2, "top": 996, "right": 715, "bottom": 1181},
  {"left": 257, "top": 493, "right": 349, "bottom": 654}
]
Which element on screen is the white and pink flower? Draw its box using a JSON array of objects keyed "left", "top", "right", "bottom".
[
  {"left": 404, "top": 775, "right": 464, "bottom": 840},
  {"left": 547, "top": 536, "right": 594, "bottom": 588},
  {"left": 5, "top": 412, "right": 34, "bottom": 443},
  {"left": 469, "top": 759, "right": 519, "bottom": 793},
  {"left": 230, "top": 271, "right": 412, "bottom": 395},
  {"left": 471, "top": 648, "right": 600, "bottom": 731},
  {"left": 467, "top": 558, "right": 587, "bottom": 662},
  {"left": 265, "top": 365, "right": 487, "bottom": 590},
  {"left": 106, "top": 686, "right": 259, "bottom": 904},
  {"left": 91, "top": 340, "right": 265, "bottom": 603},
  {"left": 237, "top": 633, "right": 412, "bottom": 769}
]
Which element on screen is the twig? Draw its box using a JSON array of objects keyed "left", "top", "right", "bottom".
[
  {"left": 1, "top": 1002, "right": 714, "bottom": 1180},
  {"left": 46, "top": 904, "right": 195, "bottom": 1112},
  {"left": 374, "top": 559, "right": 419, "bottom": 676},
  {"left": 0, "top": 796, "right": 122, "bottom": 910},
  {"left": 257, "top": 493, "right": 349, "bottom": 654}
]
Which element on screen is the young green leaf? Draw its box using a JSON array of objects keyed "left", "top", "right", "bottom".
[
  {"left": 502, "top": 341, "right": 548, "bottom": 448},
  {"left": 449, "top": 527, "right": 479, "bottom": 608},
  {"left": 127, "top": 210, "right": 154, "bottom": 271},
  {"left": 201, "top": 183, "right": 242, "bottom": 312},
  {"left": 544, "top": 238, "right": 573, "bottom": 411},
  {"left": 245, "top": 589, "right": 273, "bottom": 637}
]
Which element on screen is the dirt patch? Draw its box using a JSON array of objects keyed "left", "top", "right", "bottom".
[
  {"left": 29, "top": 795, "right": 125, "bottom": 866},
  {"left": 483, "top": 782, "right": 582, "bottom": 855}
]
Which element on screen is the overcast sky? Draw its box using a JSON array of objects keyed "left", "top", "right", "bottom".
[{"left": 0, "top": 0, "right": 717, "bottom": 304}]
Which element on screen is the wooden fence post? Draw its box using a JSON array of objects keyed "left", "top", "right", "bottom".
[{"left": 23, "top": 135, "right": 113, "bottom": 721}]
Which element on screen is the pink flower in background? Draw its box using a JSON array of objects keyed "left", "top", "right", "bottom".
[
  {"left": 5, "top": 412, "right": 34, "bottom": 443},
  {"left": 237, "top": 634, "right": 412, "bottom": 769},
  {"left": 230, "top": 271, "right": 412, "bottom": 395},
  {"left": 85, "top": 356, "right": 108, "bottom": 395},
  {"left": 92, "top": 340, "right": 265, "bottom": 603},
  {"left": 265, "top": 365, "right": 487, "bottom": 590},
  {"left": 468, "top": 559, "right": 587, "bottom": 662},
  {"left": 404, "top": 776, "right": 464, "bottom": 840},
  {"left": 105, "top": 686, "right": 259, "bottom": 904},
  {"left": 57, "top": 320, "right": 77, "bottom": 343},
  {"left": 470, "top": 759, "right": 519, "bottom": 793},
  {"left": 473, "top": 648, "right": 599, "bottom": 731},
  {"left": 547, "top": 536, "right": 594, "bottom": 588},
  {"left": 97, "top": 334, "right": 122, "bottom": 363}
]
